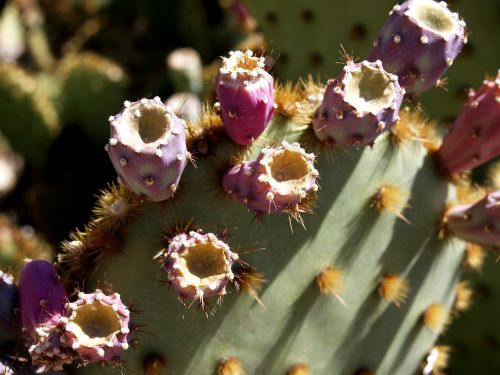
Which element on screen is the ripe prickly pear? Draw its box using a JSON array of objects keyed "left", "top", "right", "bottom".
[
  {"left": 312, "top": 60, "right": 403, "bottom": 146},
  {"left": 215, "top": 50, "right": 275, "bottom": 145},
  {"left": 106, "top": 97, "right": 189, "bottom": 202},
  {"left": 223, "top": 141, "right": 318, "bottom": 214},
  {"left": 445, "top": 190, "right": 500, "bottom": 250},
  {"left": 370, "top": 0, "right": 466, "bottom": 95},
  {"left": 435, "top": 71, "right": 500, "bottom": 174}
]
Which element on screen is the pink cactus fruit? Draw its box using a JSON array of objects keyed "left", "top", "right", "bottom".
[
  {"left": 436, "top": 71, "right": 500, "bottom": 174},
  {"left": 223, "top": 141, "right": 318, "bottom": 214},
  {"left": 18, "top": 260, "right": 74, "bottom": 372},
  {"left": 215, "top": 50, "right": 275, "bottom": 145},
  {"left": 106, "top": 97, "right": 189, "bottom": 202},
  {"left": 160, "top": 231, "right": 238, "bottom": 304},
  {"left": 445, "top": 190, "right": 500, "bottom": 250},
  {"left": 312, "top": 60, "right": 404, "bottom": 147},
  {"left": 370, "top": 0, "right": 466, "bottom": 96},
  {"left": 60, "top": 289, "right": 131, "bottom": 364}
]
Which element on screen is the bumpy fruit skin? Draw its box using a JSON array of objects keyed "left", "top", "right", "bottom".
[
  {"left": 18, "top": 260, "right": 67, "bottom": 332},
  {"left": 445, "top": 190, "right": 500, "bottom": 250},
  {"left": 436, "top": 72, "right": 500, "bottom": 174},
  {"left": 369, "top": 0, "right": 466, "bottom": 95},
  {"left": 18, "top": 260, "right": 73, "bottom": 372},
  {"left": 215, "top": 50, "right": 274, "bottom": 145},
  {"left": 106, "top": 97, "right": 188, "bottom": 202},
  {"left": 312, "top": 60, "right": 403, "bottom": 146},
  {"left": 0, "top": 271, "right": 17, "bottom": 343},
  {"left": 61, "top": 290, "right": 131, "bottom": 364},
  {"left": 161, "top": 231, "right": 238, "bottom": 301},
  {"left": 223, "top": 141, "right": 318, "bottom": 214}
]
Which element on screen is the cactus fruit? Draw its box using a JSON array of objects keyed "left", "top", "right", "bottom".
[
  {"left": 18, "top": 260, "right": 66, "bottom": 331},
  {"left": 444, "top": 190, "right": 500, "bottom": 250},
  {"left": 312, "top": 60, "right": 404, "bottom": 146},
  {"left": 18, "top": 260, "right": 72, "bottom": 372},
  {"left": 369, "top": 0, "right": 466, "bottom": 96},
  {"left": 222, "top": 141, "right": 318, "bottom": 215},
  {"left": 62, "top": 290, "right": 131, "bottom": 364},
  {"left": 215, "top": 50, "right": 275, "bottom": 145},
  {"left": 0, "top": 63, "right": 59, "bottom": 165},
  {"left": 435, "top": 71, "right": 500, "bottom": 175},
  {"left": 106, "top": 97, "right": 189, "bottom": 202},
  {"left": 158, "top": 230, "right": 239, "bottom": 304},
  {"left": 58, "top": 52, "right": 128, "bottom": 143},
  {"left": 15, "top": 260, "right": 132, "bottom": 371}
]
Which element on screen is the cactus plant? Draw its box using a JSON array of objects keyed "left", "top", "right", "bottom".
[
  {"left": 0, "top": 1, "right": 498, "bottom": 374},
  {"left": 58, "top": 52, "right": 128, "bottom": 144},
  {"left": 58, "top": 87, "right": 479, "bottom": 374},
  {"left": 0, "top": 63, "right": 59, "bottom": 165}
]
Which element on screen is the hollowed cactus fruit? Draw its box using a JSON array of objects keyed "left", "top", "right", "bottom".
[{"left": 66, "top": 79, "right": 476, "bottom": 374}]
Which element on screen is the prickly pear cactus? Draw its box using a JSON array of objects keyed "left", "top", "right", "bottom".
[
  {"left": 58, "top": 52, "right": 128, "bottom": 143},
  {"left": 0, "top": 63, "right": 59, "bottom": 165},
  {"left": 2, "top": 1, "right": 498, "bottom": 374},
  {"left": 60, "top": 93, "right": 469, "bottom": 375},
  {"left": 245, "top": 0, "right": 499, "bottom": 120}
]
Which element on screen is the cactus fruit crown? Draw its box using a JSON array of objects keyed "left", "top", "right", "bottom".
[
  {"left": 343, "top": 63, "right": 397, "bottom": 114},
  {"left": 408, "top": 0, "right": 459, "bottom": 36}
]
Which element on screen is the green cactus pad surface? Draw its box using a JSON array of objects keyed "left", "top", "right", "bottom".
[
  {"left": 58, "top": 52, "right": 128, "bottom": 143},
  {"left": 77, "top": 104, "right": 465, "bottom": 375},
  {"left": 0, "top": 64, "right": 59, "bottom": 165}
]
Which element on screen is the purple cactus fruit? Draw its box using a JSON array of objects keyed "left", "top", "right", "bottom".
[
  {"left": 61, "top": 289, "right": 131, "bottom": 364},
  {"left": 312, "top": 60, "right": 404, "bottom": 147},
  {"left": 160, "top": 231, "right": 238, "bottom": 303},
  {"left": 18, "top": 260, "right": 74, "bottom": 372},
  {"left": 445, "top": 190, "right": 500, "bottom": 250},
  {"left": 436, "top": 72, "right": 500, "bottom": 174},
  {"left": 0, "top": 271, "right": 17, "bottom": 340},
  {"left": 215, "top": 50, "right": 275, "bottom": 145},
  {"left": 370, "top": 0, "right": 466, "bottom": 96},
  {"left": 223, "top": 141, "right": 318, "bottom": 214},
  {"left": 106, "top": 97, "right": 189, "bottom": 202},
  {"left": 18, "top": 260, "right": 67, "bottom": 332}
]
